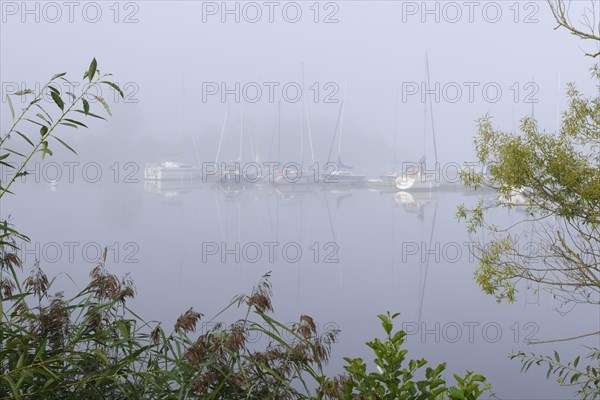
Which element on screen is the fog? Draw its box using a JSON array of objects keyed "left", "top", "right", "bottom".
[
  {"left": 1, "top": 1, "right": 599, "bottom": 399},
  {"left": 1, "top": 1, "right": 597, "bottom": 172}
]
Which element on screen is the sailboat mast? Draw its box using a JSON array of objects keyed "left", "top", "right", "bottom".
[
  {"left": 425, "top": 52, "right": 438, "bottom": 165},
  {"left": 327, "top": 99, "right": 344, "bottom": 164},
  {"left": 425, "top": 52, "right": 439, "bottom": 165},
  {"left": 300, "top": 63, "right": 304, "bottom": 167},
  {"left": 303, "top": 62, "right": 315, "bottom": 163},
  {"left": 193, "top": 136, "right": 202, "bottom": 167},
  {"left": 249, "top": 124, "right": 257, "bottom": 163},
  {"left": 238, "top": 102, "right": 243, "bottom": 161},
  {"left": 337, "top": 78, "right": 348, "bottom": 159},
  {"left": 182, "top": 74, "right": 185, "bottom": 140},
  {"left": 393, "top": 73, "right": 400, "bottom": 170},
  {"left": 268, "top": 101, "right": 282, "bottom": 167},
  {"left": 338, "top": 101, "right": 345, "bottom": 158},
  {"left": 423, "top": 76, "right": 427, "bottom": 165},
  {"left": 215, "top": 105, "right": 229, "bottom": 163},
  {"left": 277, "top": 100, "right": 281, "bottom": 166}
]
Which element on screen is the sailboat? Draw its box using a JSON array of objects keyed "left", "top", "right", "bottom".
[
  {"left": 499, "top": 76, "right": 538, "bottom": 207},
  {"left": 269, "top": 100, "right": 317, "bottom": 185},
  {"left": 323, "top": 81, "right": 366, "bottom": 185},
  {"left": 273, "top": 63, "right": 318, "bottom": 185},
  {"left": 216, "top": 103, "right": 258, "bottom": 188},
  {"left": 145, "top": 76, "right": 203, "bottom": 181},
  {"left": 395, "top": 52, "right": 440, "bottom": 191},
  {"left": 367, "top": 74, "right": 404, "bottom": 189}
]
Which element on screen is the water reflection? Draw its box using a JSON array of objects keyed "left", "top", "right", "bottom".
[
  {"left": 142, "top": 182, "right": 500, "bottom": 321},
  {"left": 6, "top": 180, "right": 593, "bottom": 399}
]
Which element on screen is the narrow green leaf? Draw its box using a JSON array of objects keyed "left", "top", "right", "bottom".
[
  {"left": 40, "top": 141, "right": 52, "bottom": 159},
  {"left": 5, "top": 376, "right": 18, "bottom": 398},
  {"left": 40, "top": 126, "right": 48, "bottom": 137},
  {"left": 15, "top": 131, "right": 34, "bottom": 147},
  {"left": 101, "top": 81, "right": 124, "bottom": 98},
  {"left": 63, "top": 118, "right": 88, "bottom": 128},
  {"left": 36, "top": 113, "right": 51, "bottom": 125},
  {"left": 51, "top": 136, "right": 78, "bottom": 155},
  {"left": 34, "top": 103, "right": 53, "bottom": 123},
  {"left": 65, "top": 91, "right": 77, "bottom": 101},
  {"left": 51, "top": 72, "right": 67, "bottom": 80},
  {"left": 75, "top": 109, "right": 105, "bottom": 120},
  {"left": 16, "top": 353, "right": 26, "bottom": 368},
  {"left": 24, "top": 118, "right": 47, "bottom": 128},
  {"left": 82, "top": 98, "right": 90, "bottom": 115},
  {"left": 88, "top": 58, "right": 97, "bottom": 82},
  {"left": 4, "top": 148, "right": 25, "bottom": 157},
  {"left": 93, "top": 349, "right": 110, "bottom": 366},
  {"left": 59, "top": 122, "right": 79, "bottom": 129},
  {"left": 93, "top": 95, "right": 112, "bottom": 116},
  {"left": 15, "top": 89, "right": 33, "bottom": 96},
  {"left": 7, "top": 94, "right": 15, "bottom": 121},
  {"left": 50, "top": 91, "right": 64, "bottom": 111}
]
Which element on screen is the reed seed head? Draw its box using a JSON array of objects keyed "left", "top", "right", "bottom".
[
  {"left": 175, "top": 307, "right": 203, "bottom": 333},
  {"left": 2, "top": 277, "right": 15, "bottom": 298},
  {"left": 246, "top": 273, "right": 273, "bottom": 313},
  {"left": 24, "top": 263, "right": 49, "bottom": 299}
]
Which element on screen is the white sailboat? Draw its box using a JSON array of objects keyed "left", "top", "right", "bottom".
[
  {"left": 324, "top": 80, "right": 366, "bottom": 185},
  {"left": 273, "top": 62, "right": 318, "bottom": 185},
  {"left": 144, "top": 160, "right": 203, "bottom": 181},
  {"left": 217, "top": 103, "right": 259, "bottom": 187},
  {"left": 145, "top": 75, "right": 203, "bottom": 181},
  {"left": 367, "top": 74, "right": 403, "bottom": 189},
  {"left": 498, "top": 77, "right": 538, "bottom": 207},
  {"left": 395, "top": 52, "right": 440, "bottom": 191}
]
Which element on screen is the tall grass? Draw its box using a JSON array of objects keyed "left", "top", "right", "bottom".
[{"left": 0, "top": 239, "right": 491, "bottom": 399}]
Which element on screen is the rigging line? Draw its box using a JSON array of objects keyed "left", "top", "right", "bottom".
[
  {"left": 425, "top": 52, "right": 439, "bottom": 165},
  {"left": 304, "top": 63, "right": 316, "bottom": 163},
  {"left": 300, "top": 63, "right": 304, "bottom": 167},
  {"left": 192, "top": 135, "right": 202, "bottom": 168},
  {"left": 327, "top": 100, "right": 345, "bottom": 164},
  {"left": 337, "top": 78, "right": 349, "bottom": 159},
  {"left": 215, "top": 105, "right": 229, "bottom": 163},
  {"left": 278, "top": 101, "right": 282, "bottom": 166},
  {"left": 237, "top": 102, "right": 243, "bottom": 161},
  {"left": 268, "top": 102, "right": 277, "bottom": 164},
  {"left": 393, "top": 73, "right": 400, "bottom": 169},
  {"left": 181, "top": 74, "right": 185, "bottom": 140}
]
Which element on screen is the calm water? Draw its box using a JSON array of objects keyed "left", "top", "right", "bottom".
[{"left": 5, "top": 176, "right": 598, "bottom": 399}]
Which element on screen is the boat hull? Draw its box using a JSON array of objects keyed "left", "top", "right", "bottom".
[{"left": 144, "top": 164, "right": 203, "bottom": 181}]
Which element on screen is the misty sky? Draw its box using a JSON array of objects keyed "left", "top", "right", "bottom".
[{"left": 1, "top": 1, "right": 598, "bottom": 174}]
